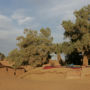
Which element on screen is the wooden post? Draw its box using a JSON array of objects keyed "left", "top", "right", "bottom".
[
  {"left": 14, "top": 69, "right": 16, "bottom": 76},
  {"left": 6, "top": 67, "right": 8, "bottom": 72},
  {"left": 57, "top": 53, "right": 61, "bottom": 65}
]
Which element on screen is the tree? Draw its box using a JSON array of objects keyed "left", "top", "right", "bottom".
[
  {"left": 8, "top": 28, "right": 53, "bottom": 67},
  {"left": 51, "top": 43, "right": 64, "bottom": 65},
  {"left": 62, "top": 5, "right": 90, "bottom": 66},
  {"left": 8, "top": 49, "right": 24, "bottom": 68},
  {"left": 0, "top": 52, "right": 5, "bottom": 60}
]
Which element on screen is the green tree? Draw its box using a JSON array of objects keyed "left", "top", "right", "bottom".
[
  {"left": 51, "top": 43, "right": 65, "bottom": 65},
  {"left": 62, "top": 5, "right": 90, "bottom": 66},
  {"left": 0, "top": 52, "right": 5, "bottom": 60},
  {"left": 8, "top": 49, "right": 24, "bottom": 68},
  {"left": 8, "top": 28, "right": 53, "bottom": 67}
]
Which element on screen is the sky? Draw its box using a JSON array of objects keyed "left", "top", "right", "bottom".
[{"left": 0, "top": 0, "right": 90, "bottom": 55}]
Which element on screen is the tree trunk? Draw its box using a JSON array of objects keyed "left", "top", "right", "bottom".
[
  {"left": 83, "top": 55, "right": 88, "bottom": 66},
  {"left": 57, "top": 53, "right": 61, "bottom": 65}
]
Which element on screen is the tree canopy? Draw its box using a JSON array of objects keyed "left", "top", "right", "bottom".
[
  {"left": 0, "top": 52, "right": 5, "bottom": 60},
  {"left": 8, "top": 4, "right": 90, "bottom": 67},
  {"left": 62, "top": 5, "right": 90, "bottom": 65},
  {"left": 8, "top": 28, "right": 53, "bottom": 68}
]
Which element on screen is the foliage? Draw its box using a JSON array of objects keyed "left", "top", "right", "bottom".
[
  {"left": 61, "top": 5, "right": 90, "bottom": 65},
  {"left": 8, "top": 5, "right": 90, "bottom": 67},
  {"left": 8, "top": 28, "right": 53, "bottom": 68},
  {"left": 0, "top": 52, "right": 5, "bottom": 60}
]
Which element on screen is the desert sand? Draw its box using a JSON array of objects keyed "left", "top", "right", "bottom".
[
  {"left": 0, "top": 75, "right": 90, "bottom": 90},
  {"left": 0, "top": 67, "right": 90, "bottom": 90}
]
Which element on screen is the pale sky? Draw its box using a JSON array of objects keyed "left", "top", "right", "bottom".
[{"left": 0, "top": 0, "right": 90, "bottom": 55}]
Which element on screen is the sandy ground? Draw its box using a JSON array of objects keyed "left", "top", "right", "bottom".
[
  {"left": 1, "top": 77, "right": 90, "bottom": 90},
  {"left": 0, "top": 69, "right": 90, "bottom": 90},
  {"left": 1, "top": 61, "right": 90, "bottom": 90}
]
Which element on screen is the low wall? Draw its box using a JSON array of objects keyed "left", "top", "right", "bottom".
[
  {"left": 0, "top": 67, "right": 26, "bottom": 77},
  {"left": 81, "top": 68, "right": 90, "bottom": 79},
  {"left": 19, "top": 67, "right": 90, "bottom": 79}
]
